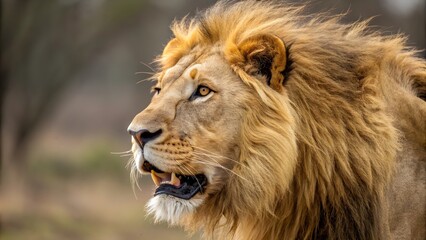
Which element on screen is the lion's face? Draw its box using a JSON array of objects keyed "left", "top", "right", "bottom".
[
  {"left": 128, "top": 28, "right": 298, "bottom": 227},
  {"left": 128, "top": 50, "right": 252, "bottom": 224}
]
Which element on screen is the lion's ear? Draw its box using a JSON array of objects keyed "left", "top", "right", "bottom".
[{"left": 230, "top": 34, "right": 287, "bottom": 92}]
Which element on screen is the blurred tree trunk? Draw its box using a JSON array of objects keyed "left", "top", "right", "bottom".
[
  {"left": 0, "top": 59, "right": 5, "bottom": 236},
  {"left": 1, "top": 2, "right": 7, "bottom": 232},
  {"left": 0, "top": 67, "right": 6, "bottom": 177}
]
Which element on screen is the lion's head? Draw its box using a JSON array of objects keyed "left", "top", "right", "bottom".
[
  {"left": 128, "top": 1, "right": 300, "bottom": 232},
  {"left": 127, "top": 1, "right": 425, "bottom": 239},
  {"left": 128, "top": 32, "right": 298, "bottom": 224}
]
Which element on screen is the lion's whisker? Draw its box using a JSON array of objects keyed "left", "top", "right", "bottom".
[
  {"left": 192, "top": 146, "right": 244, "bottom": 166},
  {"left": 179, "top": 163, "right": 203, "bottom": 191},
  {"left": 193, "top": 160, "right": 249, "bottom": 182},
  {"left": 192, "top": 146, "right": 272, "bottom": 174},
  {"left": 137, "top": 75, "right": 157, "bottom": 84},
  {"left": 168, "top": 159, "right": 204, "bottom": 193},
  {"left": 191, "top": 149, "right": 252, "bottom": 182},
  {"left": 111, "top": 150, "right": 132, "bottom": 155},
  {"left": 126, "top": 156, "right": 134, "bottom": 169},
  {"left": 191, "top": 156, "right": 249, "bottom": 182},
  {"left": 135, "top": 71, "right": 155, "bottom": 75},
  {"left": 139, "top": 61, "right": 156, "bottom": 72},
  {"left": 126, "top": 156, "right": 142, "bottom": 197}
]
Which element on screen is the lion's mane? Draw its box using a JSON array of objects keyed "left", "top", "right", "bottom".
[{"left": 156, "top": 1, "right": 426, "bottom": 239}]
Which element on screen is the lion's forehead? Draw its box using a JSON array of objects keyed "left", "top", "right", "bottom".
[
  {"left": 154, "top": 51, "right": 238, "bottom": 108},
  {"left": 160, "top": 46, "right": 223, "bottom": 87},
  {"left": 161, "top": 54, "right": 195, "bottom": 87}
]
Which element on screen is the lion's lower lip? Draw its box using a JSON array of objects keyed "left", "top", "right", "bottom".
[{"left": 142, "top": 161, "right": 208, "bottom": 200}]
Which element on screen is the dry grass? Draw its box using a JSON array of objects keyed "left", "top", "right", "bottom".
[{"left": 0, "top": 145, "right": 200, "bottom": 240}]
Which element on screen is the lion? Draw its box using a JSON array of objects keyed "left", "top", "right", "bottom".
[{"left": 127, "top": 1, "right": 426, "bottom": 239}]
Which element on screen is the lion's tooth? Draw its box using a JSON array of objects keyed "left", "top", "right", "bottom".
[
  {"left": 157, "top": 172, "right": 171, "bottom": 181},
  {"left": 170, "top": 172, "right": 181, "bottom": 187},
  {"left": 151, "top": 170, "right": 161, "bottom": 186}
]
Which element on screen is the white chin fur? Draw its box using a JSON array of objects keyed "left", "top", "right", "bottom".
[{"left": 146, "top": 195, "right": 203, "bottom": 225}]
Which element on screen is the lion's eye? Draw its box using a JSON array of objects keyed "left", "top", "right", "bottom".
[
  {"left": 197, "top": 86, "right": 211, "bottom": 96},
  {"left": 189, "top": 85, "right": 214, "bottom": 101}
]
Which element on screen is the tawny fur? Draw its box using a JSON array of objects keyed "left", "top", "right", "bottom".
[{"left": 134, "top": 1, "right": 426, "bottom": 239}]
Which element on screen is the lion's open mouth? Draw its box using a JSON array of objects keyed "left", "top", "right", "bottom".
[{"left": 142, "top": 161, "right": 207, "bottom": 200}]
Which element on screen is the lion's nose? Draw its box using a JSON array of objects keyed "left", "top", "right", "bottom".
[{"left": 128, "top": 129, "right": 163, "bottom": 148}]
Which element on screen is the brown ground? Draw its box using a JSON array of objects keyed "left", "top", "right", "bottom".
[{"left": 0, "top": 137, "right": 200, "bottom": 240}]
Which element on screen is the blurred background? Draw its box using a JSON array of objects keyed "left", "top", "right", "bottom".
[{"left": 1, "top": 0, "right": 424, "bottom": 239}]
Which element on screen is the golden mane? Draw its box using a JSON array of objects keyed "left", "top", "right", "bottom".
[{"left": 152, "top": 1, "right": 426, "bottom": 239}]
